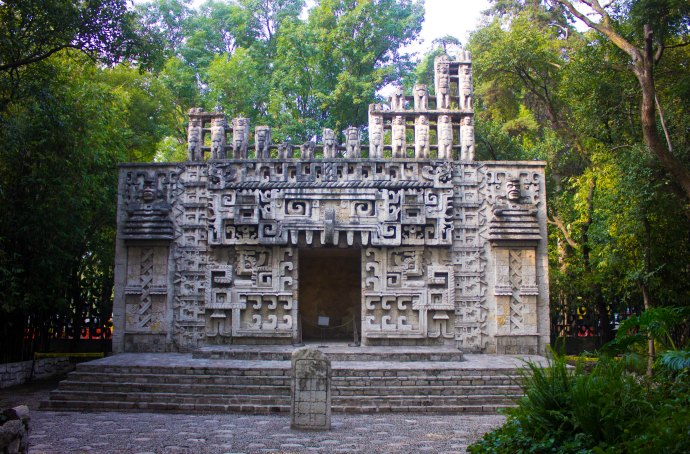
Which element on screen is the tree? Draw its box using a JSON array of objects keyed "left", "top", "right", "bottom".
[
  {"left": 552, "top": 0, "right": 690, "bottom": 202},
  {"left": 0, "top": 0, "right": 161, "bottom": 75}
]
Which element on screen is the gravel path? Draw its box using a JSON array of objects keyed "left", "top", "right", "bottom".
[{"left": 29, "top": 411, "right": 504, "bottom": 453}]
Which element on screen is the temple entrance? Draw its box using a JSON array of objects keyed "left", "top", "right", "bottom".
[{"left": 299, "top": 248, "right": 361, "bottom": 342}]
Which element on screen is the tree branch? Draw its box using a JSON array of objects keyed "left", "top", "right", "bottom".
[{"left": 547, "top": 214, "right": 580, "bottom": 250}]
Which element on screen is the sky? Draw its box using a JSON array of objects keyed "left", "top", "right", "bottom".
[
  {"left": 415, "top": 0, "right": 491, "bottom": 52},
  {"left": 172, "top": 0, "right": 492, "bottom": 53}
]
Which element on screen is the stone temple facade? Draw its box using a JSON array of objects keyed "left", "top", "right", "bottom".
[{"left": 113, "top": 52, "right": 550, "bottom": 355}]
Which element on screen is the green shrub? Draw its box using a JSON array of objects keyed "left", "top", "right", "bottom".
[{"left": 468, "top": 354, "right": 668, "bottom": 453}]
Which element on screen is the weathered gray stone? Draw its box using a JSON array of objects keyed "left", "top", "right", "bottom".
[
  {"left": 0, "top": 406, "right": 29, "bottom": 454},
  {"left": 291, "top": 348, "right": 331, "bottom": 430},
  {"left": 112, "top": 49, "right": 550, "bottom": 356}
]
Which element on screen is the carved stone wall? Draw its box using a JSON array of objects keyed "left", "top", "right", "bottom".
[{"left": 112, "top": 51, "right": 550, "bottom": 355}]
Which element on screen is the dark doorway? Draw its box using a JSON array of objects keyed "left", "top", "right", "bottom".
[{"left": 299, "top": 248, "right": 361, "bottom": 341}]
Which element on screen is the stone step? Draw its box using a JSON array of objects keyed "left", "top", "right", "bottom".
[
  {"left": 333, "top": 385, "right": 522, "bottom": 397},
  {"left": 332, "top": 376, "right": 520, "bottom": 386},
  {"left": 331, "top": 367, "right": 520, "bottom": 377},
  {"left": 331, "top": 404, "right": 516, "bottom": 414},
  {"left": 333, "top": 394, "right": 517, "bottom": 407},
  {"left": 48, "top": 390, "right": 290, "bottom": 405},
  {"left": 72, "top": 364, "right": 290, "bottom": 377},
  {"left": 41, "top": 352, "right": 542, "bottom": 415},
  {"left": 57, "top": 381, "right": 291, "bottom": 395},
  {"left": 66, "top": 371, "right": 291, "bottom": 386},
  {"left": 41, "top": 399, "right": 290, "bottom": 414},
  {"left": 41, "top": 398, "right": 512, "bottom": 415}
]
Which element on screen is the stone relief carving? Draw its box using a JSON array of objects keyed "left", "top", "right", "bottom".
[
  {"left": 206, "top": 161, "right": 453, "bottom": 248},
  {"left": 486, "top": 170, "right": 542, "bottom": 243},
  {"left": 232, "top": 247, "right": 297, "bottom": 338},
  {"left": 123, "top": 170, "right": 177, "bottom": 240},
  {"left": 459, "top": 64, "right": 473, "bottom": 111},
  {"left": 362, "top": 247, "right": 454, "bottom": 340}
]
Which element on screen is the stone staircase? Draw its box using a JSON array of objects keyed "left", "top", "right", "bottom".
[{"left": 41, "top": 346, "right": 541, "bottom": 414}]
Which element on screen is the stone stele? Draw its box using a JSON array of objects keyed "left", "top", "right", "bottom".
[{"left": 291, "top": 348, "right": 331, "bottom": 430}]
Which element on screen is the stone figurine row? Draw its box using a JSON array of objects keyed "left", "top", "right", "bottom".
[
  {"left": 187, "top": 113, "right": 475, "bottom": 162},
  {"left": 187, "top": 52, "right": 474, "bottom": 162}
]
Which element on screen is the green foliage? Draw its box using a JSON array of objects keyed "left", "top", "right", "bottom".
[
  {"left": 469, "top": 353, "right": 690, "bottom": 453},
  {"left": 0, "top": 0, "right": 162, "bottom": 75},
  {"left": 659, "top": 350, "right": 690, "bottom": 371}
]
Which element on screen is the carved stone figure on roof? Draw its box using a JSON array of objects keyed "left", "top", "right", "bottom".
[
  {"left": 460, "top": 116, "right": 475, "bottom": 161},
  {"left": 459, "top": 64, "right": 473, "bottom": 111},
  {"left": 437, "top": 114, "right": 453, "bottom": 160},
  {"left": 301, "top": 141, "right": 315, "bottom": 160},
  {"left": 368, "top": 104, "right": 384, "bottom": 159},
  {"left": 435, "top": 55, "right": 451, "bottom": 109},
  {"left": 392, "top": 115, "right": 406, "bottom": 158},
  {"left": 232, "top": 117, "right": 249, "bottom": 159},
  {"left": 390, "top": 86, "right": 405, "bottom": 111},
  {"left": 458, "top": 48, "right": 471, "bottom": 63},
  {"left": 415, "top": 115, "right": 430, "bottom": 159},
  {"left": 278, "top": 141, "right": 293, "bottom": 159},
  {"left": 413, "top": 84, "right": 428, "bottom": 111},
  {"left": 210, "top": 116, "right": 227, "bottom": 159},
  {"left": 255, "top": 126, "right": 271, "bottom": 159},
  {"left": 187, "top": 108, "right": 203, "bottom": 161},
  {"left": 322, "top": 128, "right": 337, "bottom": 158},
  {"left": 344, "top": 126, "right": 360, "bottom": 159}
]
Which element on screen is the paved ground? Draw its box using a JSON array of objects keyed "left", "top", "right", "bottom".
[
  {"left": 29, "top": 411, "right": 504, "bottom": 453},
  {"left": 1, "top": 377, "right": 505, "bottom": 453}
]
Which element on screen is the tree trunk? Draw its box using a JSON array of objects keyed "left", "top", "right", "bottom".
[
  {"left": 633, "top": 25, "right": 690, "bottom": 199},
  {"left": 641, "top": 283, "right": 654, "bottom": 376}
]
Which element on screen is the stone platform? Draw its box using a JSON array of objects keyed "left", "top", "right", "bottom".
[{"left": 41, "top": 343, "right": 547, "bottom": 415}]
